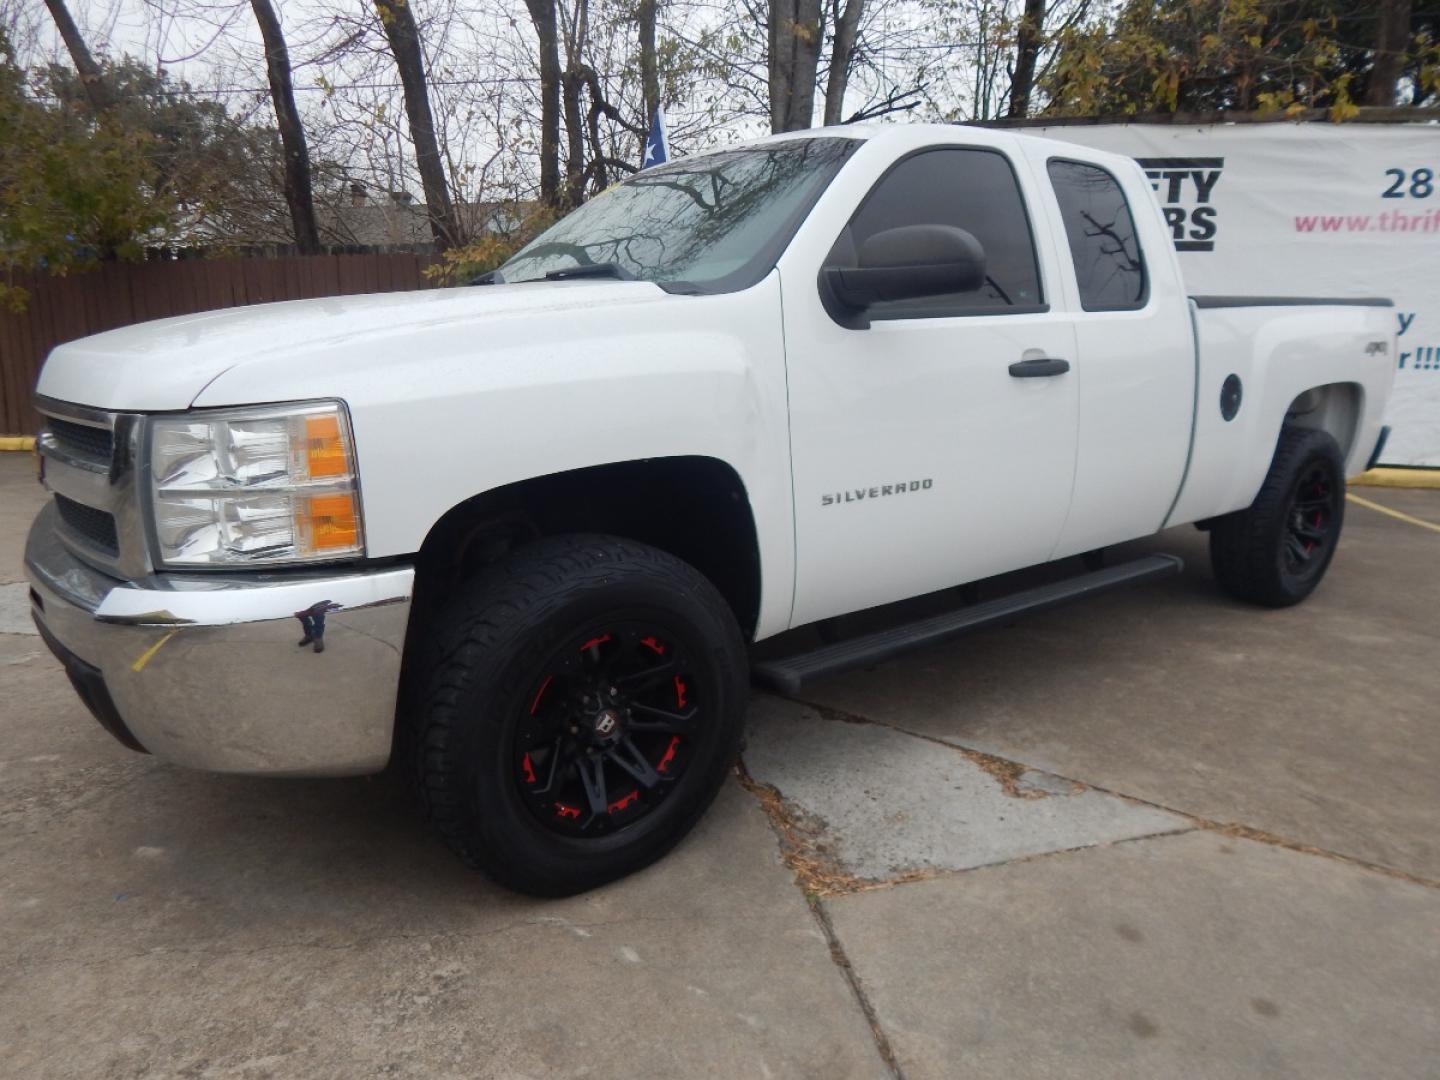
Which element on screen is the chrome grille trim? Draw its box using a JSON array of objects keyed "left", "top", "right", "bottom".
[
  {"left": 33, "top": 395, "right": 118, "bottom": 428},
  {"left": 34, "top": 397, "right": 152, "bottom": 579}
]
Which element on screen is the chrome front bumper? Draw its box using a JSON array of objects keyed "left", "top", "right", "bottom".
[{"left": 25, "top": 503, "right": 414, "bottom": 776}]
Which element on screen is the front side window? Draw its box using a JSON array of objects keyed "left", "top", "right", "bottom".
[
  {"left": 497, "top": 137, "right": 858, "bottom": 293},
  {"left": 1047, "top": 159, "right": 1148, "bottom": 311},
  {"left": 825, "top": 148, "right": 1045, "bottom": 319}
]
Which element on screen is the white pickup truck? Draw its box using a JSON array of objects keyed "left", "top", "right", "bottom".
[{"left": 26, "top": 124, "right": 1395, "bottom": 894}]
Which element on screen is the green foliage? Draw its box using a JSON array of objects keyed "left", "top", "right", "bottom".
[
  {"left": 1041, "top": 0, "right": 1364, "bottom": 119},
  {"left": 41, "top": 57, "right": 293, "bottom": 242},
  {"left": 1416, "top": 28, "right": 1440, "bottom": 102},
  {"left": 424, "top": 203, "right": 558, "bottom": 283},
  {"left": 0, "top": 35, "right": 175, "bottom": 310},
  {"left": 0, "top": 38, "right": 306, "bottom": 310}
]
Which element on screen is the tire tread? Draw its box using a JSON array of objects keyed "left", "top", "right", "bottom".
[
  {"left": 410, "top": 534, "right": 745, "bottom": 894},
  {"left": 1209, "top": 427, "right": 1345, "bottom": 607}
]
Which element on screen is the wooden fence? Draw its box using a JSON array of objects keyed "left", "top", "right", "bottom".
[{"left": 0, "top": 252, "right": 439, "bottom": 435}]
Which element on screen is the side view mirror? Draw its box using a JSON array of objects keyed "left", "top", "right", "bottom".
[{"left": 820, "top": 224, "right": 986, "bottom": 329}]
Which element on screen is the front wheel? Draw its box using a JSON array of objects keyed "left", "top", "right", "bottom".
[
  {"left": 412, "top": 534, "right": 748, "bottom": 896},
  {"left": 1209, "top": 427, "right": 1346, "bottom": 608}
]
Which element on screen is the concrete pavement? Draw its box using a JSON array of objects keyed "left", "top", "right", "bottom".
[
  {"left": 826, "top": 831, "right": 1440, "bottom": 1079},
  {"left": 788, "top": 498, "right": 1440, "bottom": 882},
  {"left": 3, "top": 450, "right": 1438, "bottom": 1078}
]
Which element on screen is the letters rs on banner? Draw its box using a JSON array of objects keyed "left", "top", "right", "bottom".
[
  {"left": 1035, "top": 123, "right": 1440, "bottom": 468},
  {"left": 1137, "top": 157, "right": 1224, "bottom": 251}
]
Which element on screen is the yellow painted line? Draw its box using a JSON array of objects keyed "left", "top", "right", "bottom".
[
  {"left": 1353, "top": 467, "right": 1440, "bottom": 490},
  {"left": 1346, "top": 492, "right": 1440, "bottom": 535},
  {"left": 0, "top": 436, "right": 35, "bottom": 452},
  {"left": 130, "top": 630, "right": 177, "bottom": 673}
]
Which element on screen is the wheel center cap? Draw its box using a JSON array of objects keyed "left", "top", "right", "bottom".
[{"left": 593, "top": 708, "right": 622, "bottom": 738}]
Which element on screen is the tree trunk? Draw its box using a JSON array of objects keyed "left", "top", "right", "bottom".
[
  {"left": 562, "top": 67, "right": 586, "bottom": 207},
  {"left": 373, "top": 0, "right": 460, "bottom": 248},
  {"left": 250, "top": 0, "right": 320, "bottom": 254},
  {"left": 525, "top": 0, "right": 564, "bottom": 207},
  {"left": 638, "top": 0, "right": 659, "bottom": 156},
  {"left": 41, "top": 0, "right": 111, "bottom": 113},
  {"left": 1364, "top": 0, "right": 1411, "bottom": 107},
  {"left": 1005, "top": 0, "right": 1046, "bottom": 118},
  {"left": 768, "top": 0, "right": 822, "bottom": 132},
  {"left": 822, "top": 0, "right": 862, "bottom": 125}
]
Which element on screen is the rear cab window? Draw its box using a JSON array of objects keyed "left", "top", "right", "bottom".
[
  {"left": 825, "top": 147, "right": 1047, "bottom": 320},
  {"left": 1046, "top": 159, "right": 1149, "bottom": 311}
]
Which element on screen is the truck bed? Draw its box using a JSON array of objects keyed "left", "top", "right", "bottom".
[{"left": 1165, "top": 296, "right": 1395, "bottom": 529}]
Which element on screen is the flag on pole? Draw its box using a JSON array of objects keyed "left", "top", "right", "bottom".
[{"left": 642, "top": 107, "right": 669, "bottom": 169}]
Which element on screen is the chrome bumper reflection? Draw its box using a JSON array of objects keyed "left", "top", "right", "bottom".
[{"left": 25, "top": 503, "right": 413, "bottom": 777}]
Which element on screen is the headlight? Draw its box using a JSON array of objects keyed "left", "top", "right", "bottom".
[{"left": 148, "top": 401, "right": 364, "bottom": 567}]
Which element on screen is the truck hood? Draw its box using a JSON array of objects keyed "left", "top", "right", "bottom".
[{"left": 35, "top": 280, "right": 677, "bottom": 412}]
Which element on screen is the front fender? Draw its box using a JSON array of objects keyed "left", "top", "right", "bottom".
[{"left": 193, "top": 273, "right": 796, "bottom": 639}]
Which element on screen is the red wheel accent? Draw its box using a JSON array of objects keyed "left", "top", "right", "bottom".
[
  {"left": 639, "top": 635, "right": 666, "bottom": 655},
  {"left": 529, "top": 674, "right": 554, "bottom": 716},
  {"left": 673, "top": 675, "right": 689, "bottom": 709},
  {"left": 554, "top": 803, "right": 582, "bottom": 820},
  {"left": 579, "top": 633, "right": 612, "bottom": 652},
  {"left": 521, "top": 753, "right": 537, "bottom": 784},
  {"left": 656, "top": 735, "right": 680, "bottom": 774},
  {"left": 607, "top": 790, "right": 640, "bottom": 813}
]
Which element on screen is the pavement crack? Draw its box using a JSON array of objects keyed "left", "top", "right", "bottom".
[
  {"left": 787, "top": 697, "right": 1057, "bottom": 799},
  {"left": 1189, "top": 821, "right": 1440, "bottom": 890},
  {"left": 954, "top": 745, "right": 1053, "bottom": 799},
  {"left": 773, "top": 693, "right": 1440, "bottom": 892},
  {"left": 807, "top": 894, "right": 907, "bottom": 1080},
  {"left": 737, "top": 751, "right": 1197, "bottom": 894},
  {"left": 734, "top": 759, "right": 866, "bottom": 896}
]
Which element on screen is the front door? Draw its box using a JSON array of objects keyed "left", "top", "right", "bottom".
[{"left": 782, "top": 145, "right": 1081, "bottom": 627}]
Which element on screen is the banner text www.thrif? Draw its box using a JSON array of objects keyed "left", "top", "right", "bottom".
[{"left": 1294, "top": 210, "right": 1440, "bottom": 233}]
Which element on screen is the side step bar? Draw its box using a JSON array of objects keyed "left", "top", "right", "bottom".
[{"left": 752, "top": 554, "right": 1184, "bottom": 695}]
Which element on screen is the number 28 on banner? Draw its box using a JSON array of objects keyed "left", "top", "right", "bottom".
[{"left": 1382, "top": 169, "right": 1434, "bottom": 198}]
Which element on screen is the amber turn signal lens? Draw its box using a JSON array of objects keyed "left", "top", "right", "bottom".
[
  {"left": 305, "top": 415, "right": 348, "bottom": 478},
  {"left": 302, "top": 493, "right": 360, "bottom": 550}
]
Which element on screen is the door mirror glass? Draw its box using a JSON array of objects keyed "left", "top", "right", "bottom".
[{"left": 821, "top": 224, "right": 986, "bottom": 328}]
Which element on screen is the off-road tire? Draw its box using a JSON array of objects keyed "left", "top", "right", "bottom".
[
  {"left": 412, "top": 534, "right": 747, "bottom": 896},
  {"left": 1209, "top": 427, "right": 1346, "bottom": 608}
]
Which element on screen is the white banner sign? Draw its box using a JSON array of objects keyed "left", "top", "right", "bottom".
[{"left": 1033, "top": 122, "right": 1440, "bottom": 467}]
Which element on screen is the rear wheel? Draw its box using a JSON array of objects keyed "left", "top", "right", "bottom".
[
  {"left": 1209, "top": 427, "right": 1345, "bottom": 608},
  {"left": 413, "top": 534, "right": 747, "bottom": 896}
]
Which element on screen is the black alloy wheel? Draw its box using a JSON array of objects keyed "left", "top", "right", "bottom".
[
  {"left": 515, "top": 621, "right": 702, "bottom": 838},
  {"left": 412, "top": 534, "right": 747, "bottom": 896},
  {"left": 1281, "top": 461, "right": 1339, "bottom": 582},
  {"left": 1209, "top": 426, "right": 1346, "bottom": 608}
]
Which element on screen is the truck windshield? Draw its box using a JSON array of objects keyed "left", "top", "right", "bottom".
[{"left": 495, "top": 137, "right": 858, "bottom": 293}]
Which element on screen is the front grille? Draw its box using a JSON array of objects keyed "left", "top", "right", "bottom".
[
  {"left": 54, "top": 494, "right": 119, "bottom": 556},
  {"left": 47, "top": 417, "right": 114, "bottom": 465}
]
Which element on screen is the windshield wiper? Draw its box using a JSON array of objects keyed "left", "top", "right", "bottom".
[
  {"left": 468, "top": 269, "right": 504, "bottom": 286},
  {"left": 542, "top": 262, "right": 635, "bottom": 282}
]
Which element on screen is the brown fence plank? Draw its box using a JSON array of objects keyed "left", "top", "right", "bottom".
[
  {"left": 0, "top": 279, "right": 25, "bottom": 432},
  {"left": 14, "top": 273, "right": 40, "bottom": 430},
  {"left": 280, "top": 256, "right": 303, "bottom": 306}
]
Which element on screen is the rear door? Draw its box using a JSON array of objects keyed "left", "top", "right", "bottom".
[
  {"left": 1020, "top": 148, "right": 1197, "bottom": 557},
  {"left": 781, "top": 142, "right": 1081, "bottom": 627}
]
